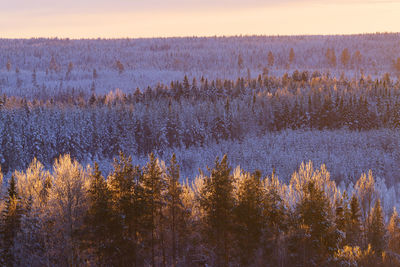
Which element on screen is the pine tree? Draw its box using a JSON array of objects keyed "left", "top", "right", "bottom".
[
  {"left": 1, "top": 175, "right": 22, "bottom": 266},
  {"left": 200, "top": 155, "right": 234, "bottom": 267}
]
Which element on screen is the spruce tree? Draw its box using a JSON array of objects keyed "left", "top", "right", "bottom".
[
  {"left": 15, "top": 195, "right": 43, "bottom": 266},
  {"left": 296, "top": 180, "right": 338, "bottom": 264},
  {"left": 237, "top": 54, "right": 244, "bottom": 75},
  {"left": 263, "top": 171, "right": 286, "bottom": 263},
  {"left": 233, "top": 170, "right": 263, "bottom": 266},
  {"left": 142, "top": 152, "right": 166, "bottom": 267},
  {"left": 267, "top": 51, "right": 274, "bottom": 67},
  {"left": 340, "top": 48, "right": 350, "bottom": 68},
  {"left": 92, "top": 68, "right": 98, "bottom": 79},
  {"left": 335, "top": 194, "right": 347, "bottom": 247},
  {"left": 368, "top": 199, "right": 385, "bottom": 254},
  {"left": 130, "top": 165, "right": 145, "bottom": 267},
  {"left": 1, "top": 175, "right": 22, "bottom": 266},
  {"left": 0, "top": 166, "right": 3, "bottom": 194},
  {"left": 6, "top": 59, "right": 11, "bottom": 72},
  {"left": 289, "top": 48, "right": 295, "bottom": 65},
  {"left": 319, "top": 94, "right": 336, "bottom": 129},
  {"left": 165, "top": 154, "right": 185, "bottom": 267},
  {"left": 108, "top": 152, "right": 144, "bottom": 266},
  {"left": 83, "top": 162, "right": 113, "bottom": 265},
  {"left": 200, "top": 155, "right": 234, "bottom": 267},
  {"left": 388, "top": 208, "right": 400, "bottom": 254},
  {"left": 346, "top": 194, "right": 362, "bottom": 246},
  {"left": 116, "top": 60, "right": 124, "bottom": 74}
]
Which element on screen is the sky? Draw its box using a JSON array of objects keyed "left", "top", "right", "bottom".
[{"left": 1, "top": 0, "right": 400, "bottom": 38}]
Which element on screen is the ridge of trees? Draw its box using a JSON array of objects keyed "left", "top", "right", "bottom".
[{"left": 1, "top": 73, "right": 400, "bottom": 174}]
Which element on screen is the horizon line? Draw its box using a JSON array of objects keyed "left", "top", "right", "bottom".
[{"left": 1, "top": 31, "right": 399, "bottom": 41}]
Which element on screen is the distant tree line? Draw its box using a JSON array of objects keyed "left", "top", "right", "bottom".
[
  {"left": 0, "top": 153, "right": 399, "bottom": 266},
  {"left": 3, "top": 34, "right": 400, "bottom": 99}
]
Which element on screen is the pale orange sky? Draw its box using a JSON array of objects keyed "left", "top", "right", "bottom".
[{"left": 1, "top": 0, "right": 400, "bottom": 38}]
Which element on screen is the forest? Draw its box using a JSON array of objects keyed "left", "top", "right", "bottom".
[
  {"left": 1, "top": 34, "right": 400, "bottom": 97},
  {"left": 1, "top": 34, "right": 400, "bottom": 266},
  {"left": 1, "top": 72, "right": 400, "bottom": 181},
  {"left": 0, "top": 153, "right": 400, "bottom": 266}
]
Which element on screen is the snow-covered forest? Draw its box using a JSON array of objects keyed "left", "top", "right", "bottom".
[
  {"left": 1, "top": 34, "right": 400, "bottom": 96},
  {"left": 1, "top": 33, "right": 400, "bottom": 266},
  {"left": 1, "top": 70, "right": 400, "bottom": 181},
  {"left": 0, "top": 154, "right": 400, "bottom": 266}
]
